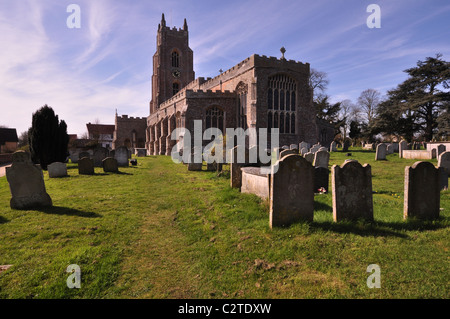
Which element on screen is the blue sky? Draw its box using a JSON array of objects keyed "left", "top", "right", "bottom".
[{"left": 1, "top": 0, "right": 449, "bottom": 136}]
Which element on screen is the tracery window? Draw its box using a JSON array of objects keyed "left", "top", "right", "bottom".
[
  {"left": 236, "top": 82, "right": 248, "bottom": 130},
  {"left": 205, "top": 106, "right": 224, "bottom": 133},
  {"left": 267, "top": 74, "right": 297, "bottom": 134}
]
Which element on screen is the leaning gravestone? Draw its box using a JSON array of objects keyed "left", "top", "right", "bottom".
[
  {"left": 331, "top": 160, "right": 373, "bottom": 222},
  {"left": 438, "top": 151, "right": 450, "bottom": 174},
  {"left": 103, "top": 157, "right": 119, "bottom": 173},
  {"left": 270, "top": 154, "right": 314, "bottom": 227},
  {"left": 404, "top": 161, "right": 441, "bottom": 220},
  {"left": 313, "top": 150, "right": 330, "bottom": 168},
  {"left": 279, "top": 149, "right": 298, "bottom": 159},
  {"left": 375, "top": 143, "right": 387, "bottom": 160},
  {"left": 93, "top": 147, "right": 109, "bottom": 167},
  {"left": 78, "top": 157, "right": 94, "bottom": 175},
  {"left": 115, "top": 146, "right": 129, "bottom": 167},
  {"left": 5, "top": 151, "right": 52, "bottom": 209},
  {"left": 48, "top": 162, "right": 68, "bottom": 178},
  {"left": 314, "top": 167, "right": 329, "bottom": 193}
]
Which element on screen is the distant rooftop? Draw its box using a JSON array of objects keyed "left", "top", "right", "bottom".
[{"left": 0, "top": 128, "right": 18, "bottom": 145}]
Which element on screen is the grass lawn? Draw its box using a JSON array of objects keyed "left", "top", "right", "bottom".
[{"left": 0, "top": 148, "right": 448, "bottom": 299}]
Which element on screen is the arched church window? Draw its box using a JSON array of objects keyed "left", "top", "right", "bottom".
[
  {"left": 236, "top": 82, "right": 248, "bottom": 130},
  {"left": 205, "top": 106, "right": 224, "bottom": 133},
  {"left": 172, "top": 51, "right": 180, "bottom": 68},
  {"left": 267, "top": 74, "right": 297, "bottom": 134}
]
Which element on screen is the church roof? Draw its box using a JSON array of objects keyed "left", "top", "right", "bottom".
[{"left": 0, "top": 128, "right": 18, "bottom": 145}]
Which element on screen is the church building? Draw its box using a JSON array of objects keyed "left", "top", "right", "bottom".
[{"left": 114, "top": 14, "right": 334, "bottom": 155}]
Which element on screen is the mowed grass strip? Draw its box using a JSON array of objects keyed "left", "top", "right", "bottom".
[{"left": 0, "top": 149, "right": 449, "bottom": 299}]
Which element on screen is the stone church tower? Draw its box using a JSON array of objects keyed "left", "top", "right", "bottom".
[{"left": 149, "top": 14, "right": 195, "bottom": 114}]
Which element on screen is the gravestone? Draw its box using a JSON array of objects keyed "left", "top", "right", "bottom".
[
  {"left": 114, "top": 146, "right": 129, "bottom": 166},
  {"left": 438, "top": 151, "right": 450, "bottom": 174},
  {"left": 230, "top": 146, "right": 249, "bottom": 189},
  {"left": 313, "top": 150, "right": 330, "bottom": 168},
  {"left": 387, "top": 144, "right": 394, "bottom": 155},
  {"left": 270, "top": 155, "right": 314, "bottom": 227},
  {"left": 314, "top": 167, "right": 329, "bottom": 193},
  {"left": 79, "top": 151, "right": 90, "bottom": 160},
  {"left": 399, "top": 140, "right": 408, "bottom": 158},
  {"left": 93, "top": 147, "right": 109, "bottom": 167},
  {"left": 103, "top": 157, "right": 119, "bottom": 173},
  {"left": 78, "top": 157, "right": 94, "bottom": 175},
  {"left": 404, "top": 161, "right": 441, "bottom": 220},
  {"left": 188, "top": 147, "right": 202, "bottom": 171},
  {"left": 440, "top": 169, "right": 448, "bottom": 191},
  {"left": 300, "top": 147, "right": 308, "bottom": 156},
  {"left": 375, "top": 143, "right": 387, "bottom": 160},
  {"left": 331, "top": 160, "right": 373, "bottom": 222},
  {"left": 299, "top": 142, "right": 309, "bottom": 152},
  {"left": 290, "top": 144, "right": 298, "bottom": 150},
  {"left": 135, "top": 148, "right": 147, "bottom": 157},
  {"left": 437, "top": 144, "right": 446, "bottom": 158},
  {"left": 279, "top": 149, "right": 298, "bottom": 159},
  {"left": 48, "top": 162, "right": 68, "bottom": 178},
  {"left": 342, "top": 140, "right": 351, "bottom": 152},
  {"left": 5, "top": 151, "right": 52, "bottom": 209},
  {"left": 304, "top": 152, "right": 314, "bottom": 164},
  {"left": 281, "top": 145, "right": 289, "bottom": 150},
  {"left": 310, "top": 144, "right": 320, "bottom": 154},
  {"left": 330, "top": 141, "right": 337, "bottom": 152}
]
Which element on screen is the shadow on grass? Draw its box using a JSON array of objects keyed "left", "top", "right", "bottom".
[
  {"left": 37, "top": 206, "right": 102, "bottom": 218},
  {"left": 309, "top": 217, "right": 449, "bottom": 238},
  {"left": 0, "top": 215, "right": 9, "bottom": 224},
  {"left": 314, "top": 200, "right": 333, "bottom": 212}
]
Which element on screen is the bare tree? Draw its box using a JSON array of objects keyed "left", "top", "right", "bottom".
[
  {"left": 309, "top": 68, "right": 330, "bottom": 102},
  {"left": 339, "top": 99, "right": 355, "bottom": 140},
  {"left": 358, "top": 88, "right": 382, "bottom": 126}
]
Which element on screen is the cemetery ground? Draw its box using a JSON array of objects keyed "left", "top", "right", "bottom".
[{"left": 0, "top": 149, "right": 448, "bottom": 299}]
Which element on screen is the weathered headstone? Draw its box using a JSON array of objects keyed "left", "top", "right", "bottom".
[
  {"left": 342, "top": 140, "right": 351, "bottom": 152},
  {"left": 135, "top": 148, "right": 147, "bottom": 157},
  {"left": 304, "top": 152, "right": 314, "bottom": 164},
  {"left": 230, "top": 146, "right": 249, "bottom": 189},
  {"left": 47, "top": 162, "right": 68, "bottom": 178},
  {"left": 399, "top": 140, "right": 408, "bottom": 158},
  {"left": 5, "top": 151, "right": 52, "bottom": 209},
  {"left": 437, "top": 144, "right": 446, "bottom": 159},
  {"left": 279, "top": 149, "right": 298, "bottom": 159},
  {"left": 438, "top": 151, "right": 450, "bottom": 174},
  {"left": 331, "top": 160, "right": 373, "bottom": 222},
  {"left": 103, "top": 157, "right": 119, "bottom": 173},
  {"left": 439, "top": 169, "right": 448, "bottom": 191},
  {"left": 188, "top": 147, "right": 202, "bottom": 171},
  {"left": 299, "top": 142, "right": 309, "bottom": 152},
  {"left": 387, "top": 144, "right": 394, "bottom": 155},
  {"left": 290, "top": 144, "right": 298, "bottom": 150},
  {"left": 300, "top": 147, "right": 308, "bottom": 156},
  {"left": 375, "top": 143, "right": 387, "bottom": 160},
  {"left": 313, "top": 150, "right": 330, "bottom": 168},
  {"left": 93, "top": 147, "right": 109, "bottom": 167},
  {"left": 330, "top": 141, "right": 337, "bottom": 152},
  {"left": 270, "top": 155, "right": 314, "bottom": 227},
  {"left": 281, "top": 145, "right": 289, "bottom": 150},
  {"left": 78, "top": 157, "right": 94, "bottom": 175},
  {"left": 404, "top": 161, "right": 441, "bottom": 220},
  {"left": 310, "top": 144, "right": 320, "bottom": 154},
  {"left": 114, "top": 146, "right": 129, "bottom": 167},
  {"left": 314, "top": 167, "right": 329, "bottom": 193}
]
